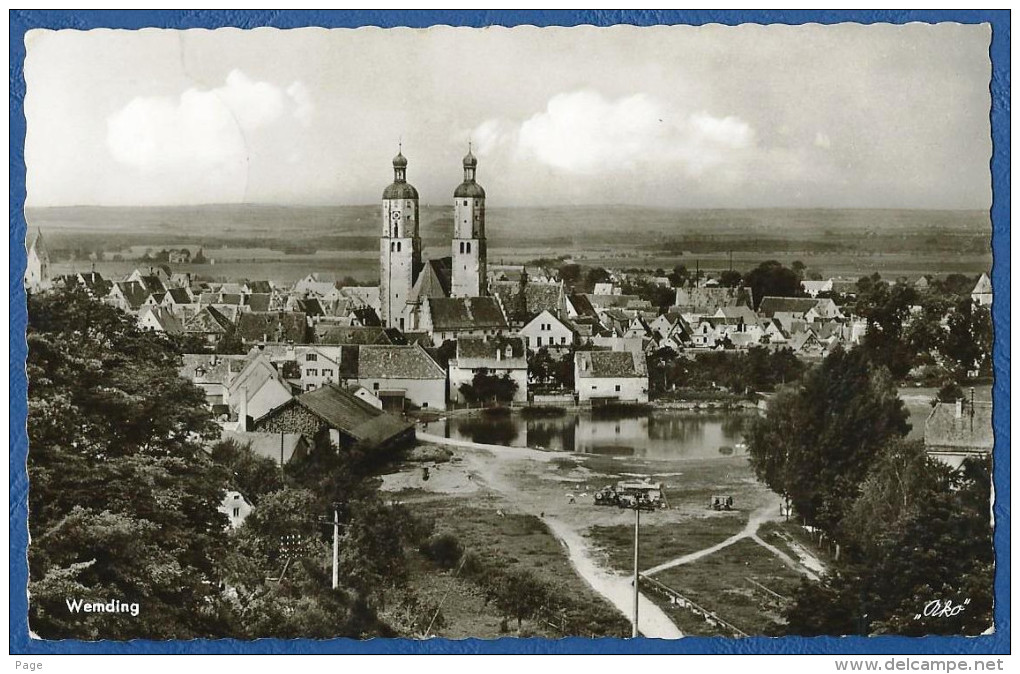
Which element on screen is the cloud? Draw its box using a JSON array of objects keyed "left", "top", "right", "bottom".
[
  {"left": 106, "top": 70, "right": 313, "bottom": 172},
  {"left": 475, "top": 90, "right": 755, "bottom": 177}
]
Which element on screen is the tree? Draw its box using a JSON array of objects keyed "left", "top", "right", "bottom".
[
  {"left": 747, "top": 347, "right": 909, "bottom": 533},
  {"left": 210, "top": 439, "right": 286, "bottom": 506},
  {"left": 942, "top": 298, "right": 992, "bottom": 376},
  {"left": 193, "top": 248, "right": 207, "bottom": 264},
  {"left": 744, "top": 260, "right": 803, "bottom": 309},
  {"left": 786, "top": 445, "right": 993, "bottom": 636},
  {"left": 485, "top": 568, "right": 549, "bottom": 633},
  {"left": 459, "top": 368, "right": 519, "bottom": 404},
  {"left": 668, "top": 264, "right": 691, "bottom": 288},
  {"left": 27, "top": 286, "right": 234, "bottom": 639},
  {"left": 854, "top": 277, "right": 919, "bottom": 379},
  {"left": 718, "top": 269, "right": 743, "bottom": 288}
]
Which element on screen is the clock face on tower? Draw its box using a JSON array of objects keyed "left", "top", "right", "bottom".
[{"left": 390, "top": 211, "right": 401, "bottom": 222}]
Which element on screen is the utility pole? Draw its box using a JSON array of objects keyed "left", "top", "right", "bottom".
[
  {"left": 331, "top": 506, "right": 340, "bottom": 590},
  {"left": 632, "top": 505, "right": 641, "bottom": 638}
]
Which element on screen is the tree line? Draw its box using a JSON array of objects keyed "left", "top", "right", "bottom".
[{"left": 747, "top": 347, "right": 993, "bottom": 635}]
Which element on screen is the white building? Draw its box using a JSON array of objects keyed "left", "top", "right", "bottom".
[
  {"left": 574, "top": 350, "right": 649, "bottom": 404},
  {"left": 519, "top": 310, "right": 575, "bottom": 352},
  {"left": 971, "top": 273, "right": 992, "bottom": 307},
  {"left": 448, "top": 336, "right": 528, "bottom": 404}
]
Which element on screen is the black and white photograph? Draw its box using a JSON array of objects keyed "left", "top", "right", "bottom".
[{"left": 20, "top": 21, "right": 998, "bottom": 643}]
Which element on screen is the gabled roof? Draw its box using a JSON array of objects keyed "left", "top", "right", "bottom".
[
  {"left": 490, "top": 280, "right": 565, "bottom": 322},
  {"left": 293, "top": 297, "right": 324, "bottom": 317},
  {"left": 567, "top": 293, "right": 599, "bottom": 319},
  {"left": 247, "top": 280, "right": 273, "bottom": 294},
  {"left": 245, "top": 293, "right": 272, "bottom": 312},
  {"left": 410, "top": 258, "right": 452, "bottom": 303},
  {"left": 357, "top": 344, "right": 446, "bottom": 379},
  {"left": 184, "top": 306, "right": 232, "bottom": 334},
  {"left": 114, "top": 281, "right": 151, "bottom": 310},
  {"left": 140, "top": 305, "right": 184, "bottom": 334},
  {"left": 165, "top": 287, "right": 192, "bottom": 304},
  {"left": 315, "top": 324, "right": 393, "bottom": 345},
  {"left": 521, "top": 309, "right": 574, "bottom": 335},
  {"left": 236, "top": 312, "right": 308, "bottom": 343},
  {"left": 276, "top": 384, "right": 413, "bottom": 443},
  {"left": 454, "top": 336, "right": 528, "bottom": 369},
  {"left": 221, "top": 431, "right": 307, "bottom": 465},
  {"left": 757, "top": 296, "right": 822, "bottom": 318},
  {"left": 179, "top": 353, "right": 249, "bottom": 385},
  {"left": 674, "top": 286, "right": 753, "bottom": 314},
  {"left": 427, "top": 296, "right": 508, "bottom": 331},
  {"left": 972, "top": 273, "right": 992, "bottom": 295},
  {"left": 575, "top": 350, "right": 648, "bottom": 379},
  {"left": 924, "top": 401, "right": 993, "bottom": 452}
]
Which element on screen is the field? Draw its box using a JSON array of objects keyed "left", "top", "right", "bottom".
[{"left": 26, "top": 204, "right": 992, "bottom": 283}]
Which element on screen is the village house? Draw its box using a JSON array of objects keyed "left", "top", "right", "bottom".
[
  {"left": 448, "top": 336, "right": 528, "bottom": 404},
  {"left": 924, "top": 398, "right": 994, "bottom": 470},
  {"left": 182, "top": 305, "right": 234, "bottom": 346},
  {"left": 137, "top": 305, "right": 184, "bottom": 334},
  {"left": 25, "top": 229, "right": 50, "bottom": 292},
  {"left": 352, "top": 343, "right": 447, "bottom": 412},
  {"left": 971, "top": 273, "right": 992, "bottom": 307},
  {"left": 673, "top": 286, "right": 753, "bottom": 317},
  {"left": 235, "top": 311, "right": 309, "bottom": 345},
  {"left": 218, "top": 491, "right": 253, "bottom": 529},
  {"left": 519, "top": 309, "right": 576, "bottom": 352},
  {"left": 106, "top": 280, "right": 152, "bottom": 313},
  {"left": 179, "top": 354, "right": 251, "bottom": 409},
  {"left": 221, "top": 430, "right": 311, "bottom": 466},
  {"left": 420, "top": 296, "right": 508, "bottom": 343},
  {"left": 228, "top": 353, "right": 297, "bottom": 427},
  {"left": 249, "top": 343, "right": 345, "bottom": 392},
  {"left": 758, "top": 296, "right": 843, "bottom": 322},
  {"left": 251, "top": 384, "right": 414, "bottom": 453},
  {"left": 574, "top": 350, "right": 649, "bottom": 404},
  {"left": 489, "top": 278, "right": 567, "bottom": 328}
]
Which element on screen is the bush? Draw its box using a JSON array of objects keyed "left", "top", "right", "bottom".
[{"left": 420, "top": 533, "right": 464, "bottom": 570}]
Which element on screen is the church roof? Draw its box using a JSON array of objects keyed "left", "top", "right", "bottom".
[
  {"left": 383, "top": 181, "right": 420, "bottom": 200},
  {"left": 410, "top": 258, "right": 453, "bottom": 303},
  {"left": 454, "top": 181, "right": 486, "bottom": 198},
  {"left": 427, "top": 296, "right": 508, "bottom": 331}
]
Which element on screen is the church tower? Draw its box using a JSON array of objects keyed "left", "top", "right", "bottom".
[
  {"left": 451, "top": 147, "right": 487, "bottom": 297},
  {"left": 379, "top": 149, "right": 422, "bottom": 330}
]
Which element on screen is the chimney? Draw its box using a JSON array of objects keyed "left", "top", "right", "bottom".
[
  {"left": 954, "top": 399, "right": 963, "bottom": 419},
  {"left": 238, "top": 388, "right": 249, "bottom": 432}
]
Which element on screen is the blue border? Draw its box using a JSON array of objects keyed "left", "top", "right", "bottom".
[{"left": 9, "top": 9, "right": 1010, "bottom": 655}]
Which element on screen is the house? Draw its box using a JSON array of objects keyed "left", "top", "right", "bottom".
[
  {"left": 673, "top": 286, "right": 752, "bottom": 316},
  {"left": 179, "top": 354, "right": 251, "bottom": 407},
  {"left": 235, "top": 311, "right": 309, "bottom": 345},
  {"left": 924, "top": 400, "right": 993, "bottom": 470},
  {"left": 168, "top": 248, "right": 192, "bottom": 264},
  {"left": 183, "top": 306, "right": 234, "bottom": 345},
  {"left": 800, "top": 279, "right": 833, "bottom": 297},
  {"left": 971, "top": 273, "right": 992, "bottom": 307},
  {"left": 138, "top": 305, "right": 184, "bottom": 334},
  {"left": 448, "top": 336, "right": 528, "bottom": 404},
  {"left": 314, "top": 324, "right": 394, "bottom": 346},
  {"left": 519, "top": 310, "right": 576, "bottom": 352},
  {"left": 107, "top": 281, "right": 152, "bottom": 313},
  {"left": 420, "top": 296, "right": 508, "bottom": 343},
  {"left": 228, "top": 353, "right": 296, "bottom": 426},
  {"left": 565, "top": 293, "right": 600, "bottom": 321},
  {"left": 251, "top": 384, "right": 414, "bottom": 453},
  {"left": 25, "top": 229, "right": 50, "bottom": 292},
  {"left": 250, "top": 343, "right": 344, "bottom": 391},
  {"left": 293, "top": 273, "right": 338, "bottom": 298},
  {"left": 218, "top": 491, "right": 253, "bottom": 529},
  {"left": 161, "top": 287, "right": 194, "bottom": 311},
  {"left": 221, "top": 430, "right": 311, "bottom": 466},
  {"left": 758, "top": 296, "right": 843, "bottom": 322},
  {"left": 593, "top": 282, "right": 620, "bottom": 296},
  {"left": 353, "top": 344, "right": 447, "bottom": 412},
  {"left": 349, "top": 385, "right": 384, "bottom": 410},
  {"left": 489, "top": 279, "right": 567, "bottom": 327},
  {"left": 574, "top": 350, "right": 649, "bottom": 404}
]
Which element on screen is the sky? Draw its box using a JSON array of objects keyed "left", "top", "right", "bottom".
[{"left": 24, "top": 24, "right": 992, "bottom": 209}]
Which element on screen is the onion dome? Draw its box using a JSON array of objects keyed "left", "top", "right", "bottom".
[
  {"left": 392, "top": 151, "right": 408, "bottom": 168},
  {"left": 383, "top": 150, "right": 418, "bottom": 200},
  {"left": 454, "top": 181, "right": 486, "bottom": 199},
  {"left": 462, "top": 149, "right": 478, "bottom": 168}
]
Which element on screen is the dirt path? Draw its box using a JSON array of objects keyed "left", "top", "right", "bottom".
[
  {"left": 416, "top": 432, "right": 684, "bottom": 639},
  {"left": 642, "top": 501, "right": 780, "bottom": 576}
]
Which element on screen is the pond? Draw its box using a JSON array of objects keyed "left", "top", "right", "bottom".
[{"left": 421, "top": 409, "right": 756, "bottom": 461}]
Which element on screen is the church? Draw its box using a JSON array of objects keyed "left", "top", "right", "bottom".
[{"left": 378, "top": 148, "right": 504, "bottom": 336}]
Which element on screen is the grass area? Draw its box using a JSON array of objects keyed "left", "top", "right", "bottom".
[
  {"left": 758, "top": 520, "right": 836, "bottom": 569},
  {"left": 413, "top": 497, "right": 631, "bottom": 637},
  {"left": 589, "top": 513, "right": 746, "bottom": 573},
  {"left": 649, "top": 538, "right": 805, "bottom": 637}
]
